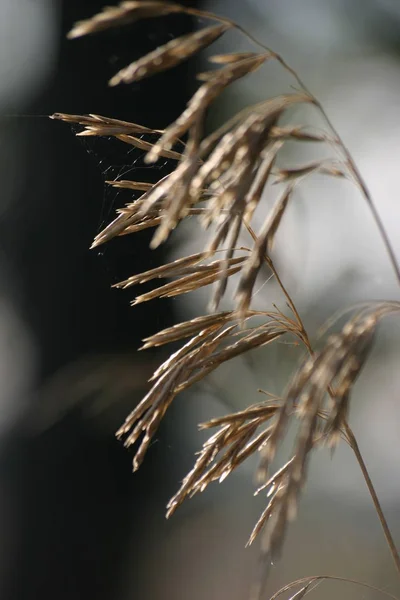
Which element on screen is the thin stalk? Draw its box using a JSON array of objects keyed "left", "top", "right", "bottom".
[
  {"left": 244, "top": 222, "right": 304, "bottom": 330},
  {"left": 344, "top": 422, "right": 400, "bottom": 575}
]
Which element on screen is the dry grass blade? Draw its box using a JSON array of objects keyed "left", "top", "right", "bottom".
[
  {"left": 54, "top": 111, "right": 185, "bottom": 160},
  {"left": 93, "top": 182, "right": 208, "bottom": 247},
  {"left": 109, "top": 23, "right": 231, "bottom": 86},
  {"left": 236, "top": 185, "right": 294, "bottom": 320},
  {"left": 197, "top": 116, "right": 283, "bottom": 226},
  {"left": 200, "top": 401, "right": 281, "bottom": 429},
  {"left": 273, "top": 162, "right": 347, "bottom": 184},
  {"left": 174, "top": 324, "right": 292, "bottom": 394},
  {"left": 270, "top": 125, "right": 329, "bottom": 143},
  {"left": 105, "top": 180, "right": 153, "bottom": 191},
  {"left": 88, "top": 94, "right": 311, "bottom": 266},
  {"left": 116, "top": 143, "right": 202, "bottom": 250},
  {"left": 167, "top": 425, "right": 269, "bottom": 515},
  {"left": 154, "top": 322, "right": 243, "bottom": 387},
  {"left": 166, "top": 400, "right": 281, "bottom": 517},
  {"left": 197, "top": 92, "right": 312, "bottom": 176},
  {"left": 149, "top": 325, "right": 227, "bottom": 382},
  {"left": 167, "top": 95, "right": 313, "bottom": 311},
  {"left": 209, "top": 52, "right": 258, "bottom": 64},
  {"left": 119, "top": 207, "right": 211, "bottom": 235},
  {"left": 182, "top": 321, "right": 287, "bottom": 372},
  {"left": 145, "top": 53, "right": 271, "bottom": 164},
  {"left": 90, "top": 174, "right": 170, "bottom": 248},
  {"left": 247, "top": 484, "right": 288, "bottom": 549},
  {"left": 67, "top": 1, "right": 184, "bottom": 39},
  {"left": 52, "top": 111, "right": 186, "bottom": 162},
  {"left": 108, "top": 210, "right": 163, "bottom": 237},
  {"left": 148, "top": 137, "right": 205, "bottom": 248},
  {"left": 204, "top": 147, "right": 277, "bottom": 308},
  {"left": 117, "top": 361, "right": 187, "bottom": 471},
  {"left": 265, "top": 186, "right": 293, "bottom": 251},
  {"left": 51, "top": 112, "right": 159, "bottom": 135},
  {"left": 182, "top": 101, "right": 308, "bottom": 310},
  {"left": 51, "top": 112, "right": 185, "bottom": 160},
  {"left": 131, "top": 258, "right": 246, "bottom": 305},
  {"left": 244, "top": 140, "right": 284, "bottom": 223},
  {"left": 114, "top": 250, "right": 211, "bottom": 289},
  {"left": 116, "top": 312, "right": 294, "bottom": 471},
  {"left": 114, "top": 133, "right": 185, "bottom": 160},
  {"left": 140, "top": 310, "right": 241, "bottom": 349},
  {"left": 197, "top": 96, "right": 312, "bottom": 157},
  {"left": 116, "top": 321, "right": 238, "bottom": 469},
  {"left": 254, "top": 457, "right": 295, "bottom": 496}
]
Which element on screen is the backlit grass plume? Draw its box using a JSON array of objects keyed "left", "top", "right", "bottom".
[{"left": 53, "top": 3, "right": 400, "bottom": 598}]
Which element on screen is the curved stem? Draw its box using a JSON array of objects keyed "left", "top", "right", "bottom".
[{"left": 344, "top": 422, "right": 400, "bottom": 575}]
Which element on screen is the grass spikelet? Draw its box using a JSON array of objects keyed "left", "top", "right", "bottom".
[
  {"left": 109, "top": 23, "right": 231, "bottom": 86},
  {"left": 105, "top": 180, "right": 153, "bottom": 191},
  {"left": 273, "top": 162, "right": 347, "bottom": 184},
  {"left": 67, "top": 1, "right": 184, "bottom": 39},
  {"left": 166, "top": 400, "right": 281, "bottom": 517},
  {"left": 51, "top": 112, "right": 159, "bottom": 135},
  {"left": 116, "top": 311, "right": 298, "bottom": 470},
  {"left": 144, "top": 53, "right": 270, "bottom": 164},
  {"left": 140, "top": 311, "right": 241, "bottom": 349},
  {"left": 129, "top": 257, "right": 247, "bottom": 305},
  {"left": 90, "top": 174, "right": 171, "bottom": 248},
  {"left": 209, "top": 51, "right": 259, "bottom": 64},
  {"left": 236, "top": 185, "right": 294, "bottom": 320}
]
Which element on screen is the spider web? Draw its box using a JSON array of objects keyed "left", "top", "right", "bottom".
[
  {"left": 71, "top": 123, "right": 175, "bottom": 284},
  {"left": 72, "top": 125, "right": 169, "bottom": 231}
]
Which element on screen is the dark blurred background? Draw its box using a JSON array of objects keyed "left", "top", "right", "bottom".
[
  {"left": 1, "top": 1, "right": 400, "bottom": 599},
  {"left": 0, "top": 1, "right": 199, "bottom": 598}
]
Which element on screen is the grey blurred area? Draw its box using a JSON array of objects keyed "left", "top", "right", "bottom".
[
  {"left": 0, "top": 0, "right": 196, "bottom": 599},
  {"left": 1, "top": 1, "right": 400, "bottom": 600}
]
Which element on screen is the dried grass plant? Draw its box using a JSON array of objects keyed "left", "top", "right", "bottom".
[{"left": 53, "top": 2, "right": 400, "bottom": 598}]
